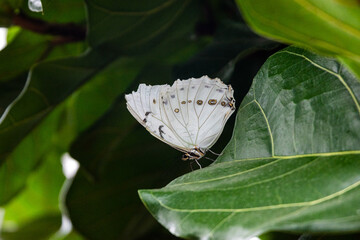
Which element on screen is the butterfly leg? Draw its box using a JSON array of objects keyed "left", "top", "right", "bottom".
[
  {"left": 190, "top": 161, "right": 194, "bottom": 171},
  {"left": 204, "top": 156, "right": 215, "bottom": 162},
  {"left": 208, "top": 149, "right": 221, "bottom": 156},
  {"left": 194, "top": 159, "right": 202, "bottom": 169},
  {"left": 189, "top": 161, "right": 201, "bottom": 171}
]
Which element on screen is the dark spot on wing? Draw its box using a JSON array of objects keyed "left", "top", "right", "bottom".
[
  {"left": 171, "top": 95, "right": 175, "bottom": 98},
  {"left": 205, "top": 85, "right": 210, "bottom": 88},
  {"left": 180, "top": 88, "right": 184, "bottom": 91},
  {"left": 143, "top": 111, "right": 151, "bottom": 123},
  {"left": 208, "top": 99, "right": 217, "bottom": 105},
  {"left": 159, "top": 125, "right": 165, "bottom": 139}
]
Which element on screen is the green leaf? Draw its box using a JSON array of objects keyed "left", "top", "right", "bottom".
[
  {"left": 2, "top": 149, "right": 64, "bottom": 226},
  {"left": 174, "top": 21, "right": 276, "bottom": 80},
  {"left": 0, "top": 47, "right": 119, "bottom": 204},
  {"left": 86, "top": 0, "right": 199, "bottom": 54},
  {"left": 59, "top": 231, "right": 86, "bottom": 240},
  {"left": 68, "top": 65, "right": 176, "bottom": 174},
  {"left": 1, "top": 214, "right": 62, "bottom": 240},
  {"left": 259, "top": 232, "right": 360, "bottom": 240},
  {"left": 0, "top": 104, "right": 66, "bottom": 204},
  {"left": 0, "top": 30, "right": 84, "bottom": 116},
  {"left": 236, "top": 0, "right": 360, "bottom": 80},
  {"left": 139, "top": 47, "right": 360, "bottom": 239},
  {"left": 0, "top": 56, "right": 140, "bottom": 240},
  {"left": 0, "top": 48, "right": 115, "bottom": 163},
  {"left": 0, "top": 30, "right": 47, "bottom": 82},
  {"left": 62, "top": 57, "right": 142, "bottom": 135},
  {"left": 21, "top": 0, "right": 86, "bottom": 23}
]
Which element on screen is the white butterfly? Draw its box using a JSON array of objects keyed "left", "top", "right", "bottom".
[{"left": 125, "top": 76, "right": 235, "bottom": 163}]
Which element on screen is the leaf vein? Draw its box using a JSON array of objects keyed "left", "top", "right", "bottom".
[
  {"left": 254, "top": 99, "right": 275, "bottom": 156},
  {"left": 150, "top": 179, "right": 360, "bottom": 213},
  {"left": 280, "top": 50, "right": 360, "bottom": 115}
]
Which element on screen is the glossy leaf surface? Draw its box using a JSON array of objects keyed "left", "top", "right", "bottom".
[{"left": 139, "top": 47, "right": 360, "bottom": 239}]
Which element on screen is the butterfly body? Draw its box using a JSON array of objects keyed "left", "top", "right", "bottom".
[
  {"left": 125, "top": 76, "right": 235, "bottom": 161},
  {"left": 181, "top": 146, "right": 205, "bottom": 161}
]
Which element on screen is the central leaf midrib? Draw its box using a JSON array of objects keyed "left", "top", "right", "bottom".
[
  {"left": 166, "top": 151, "right": 360, "bottom": 188},
  {"left": 149, "top": 179, "right": 360, "bottom": 213}
]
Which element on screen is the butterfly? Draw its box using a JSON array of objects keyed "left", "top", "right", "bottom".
[{"left": 125, "top": 76, "right": 235, "bottom": 165}]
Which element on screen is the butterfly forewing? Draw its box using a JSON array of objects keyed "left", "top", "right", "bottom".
[
  {"left": 126, "top": 84, "right": 189, "bottom": 151},
  {"left": 125, "top": 76, "right": 235, "bottom": 158}
]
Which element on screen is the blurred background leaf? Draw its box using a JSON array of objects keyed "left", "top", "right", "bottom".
[
  {"left": 1, "top": 214, "right": 62, "bottom": 240},
  {"left": 236, "top": 0, "right": 360, "bottom": 80}
]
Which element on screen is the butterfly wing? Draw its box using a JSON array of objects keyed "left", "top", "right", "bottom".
[
  {"left": 125, "top": 84, "right": 192, "bottom": 153},
  {"left": 125, "top": 76, "right": 235, "bottom": 154},
  {"left": 178, "top": 76, "right": 235, "bottom": 150}
]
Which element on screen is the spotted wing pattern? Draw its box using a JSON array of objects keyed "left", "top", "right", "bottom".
[{"left": 125, "top": 76, "right": 235, "bottom": 153}]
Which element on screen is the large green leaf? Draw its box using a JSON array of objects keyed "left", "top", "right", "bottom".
[
  {"left": 139, "top": 47, "right": 360, "bottom": 239},
  {"left": 86, "top": 0, "right": 199, "bottom": 54},
  {"left": 2, "top": 149, "right": 64, "bottom": 226},
  {"left": 174, "top": 21, "right": 276, "bottom": 80},
  {"left": 259, "top": 232, "right": 360, "bottom": 240},
  {"left": 0, "top": 150, "right": 64, "bottom": 240},
  {"left": 0, "top": 47, "right": 117, "bottom": 204},
  {"left": 0, "top": 30, "right": 46, "bottom": 116},
  {"left": 0, "top": 29, "right": 84, "bottom": 116},
  {"left": 236, "top": 0, "right": 360, "bottom": 80},
  {"left": 0, "top": 57, "right": 140, "bottom": 240},
  {"left": 0, "top": 30, "right": 48, "bottom": 82}
]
